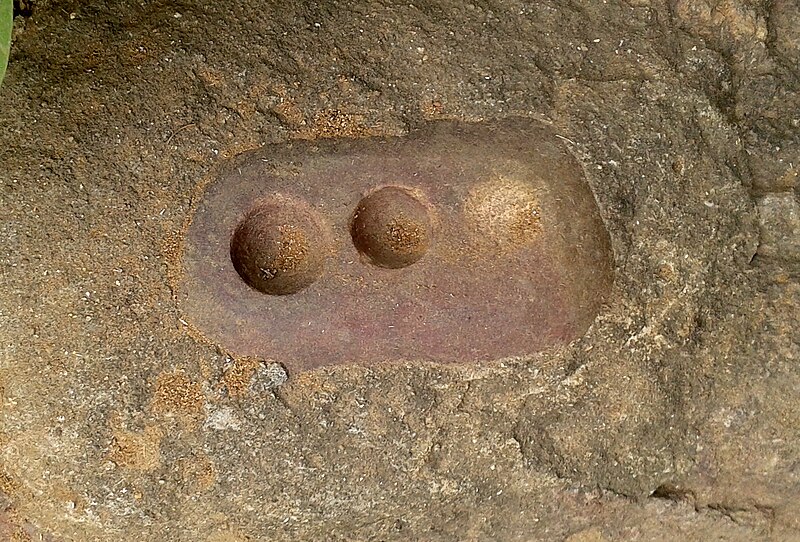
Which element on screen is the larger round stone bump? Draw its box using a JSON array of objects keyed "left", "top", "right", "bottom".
[
  {"left": 350, "top": 186, "right": 432, "bottom": 268},
  {"left": 230, "top": 196, "right": 328, "bottom": 295}
]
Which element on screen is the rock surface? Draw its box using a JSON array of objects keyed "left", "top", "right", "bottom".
[{"left": 0, "top": 0, "right": 797, "bottom": 540}]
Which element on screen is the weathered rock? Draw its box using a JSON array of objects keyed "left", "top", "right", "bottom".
[{"left": 0, "top": 0, "right": 797, "bottom": 540}]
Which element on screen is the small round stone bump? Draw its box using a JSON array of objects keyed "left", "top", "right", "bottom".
[
  {"left": 230, "top": 196, "right": 329, "bottom": 295},
  {"left": 350, "top": 186, "right": 432, "bottom": 269}
]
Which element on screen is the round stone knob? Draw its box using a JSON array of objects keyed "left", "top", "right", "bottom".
[
  {"left": 230, "top": 196, "right": 329, "bottom": 295},
  {"left": 350, "top": 186, "right": 432, "bottom": 269}
]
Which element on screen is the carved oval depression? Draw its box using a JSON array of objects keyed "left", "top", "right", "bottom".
[{"left": 178, "top": 119, "right": 614, "bottom": 373}]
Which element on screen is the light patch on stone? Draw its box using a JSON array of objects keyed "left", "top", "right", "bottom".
[{"left": 204, "top": 407, "right": 242, "bottom": 431}]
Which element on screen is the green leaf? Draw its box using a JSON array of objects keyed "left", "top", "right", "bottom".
[{"left": 0, "top": 0, "right": 11, "bottom": 87}]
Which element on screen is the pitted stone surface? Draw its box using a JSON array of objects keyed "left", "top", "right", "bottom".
[
  {"left": 180, "top": 119, "right": 613, "bottom": 371},
  {"left": 0, "top": 0, "right": 798, "bottom": 541}
]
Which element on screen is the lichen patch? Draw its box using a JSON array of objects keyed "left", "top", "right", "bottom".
[
  {"left": 150, "top": 369, "right": 206, "bottom": 423},
  {"left": 107, "top": 425, "right": 163, "bottom": 471},
  {"left": 221, "top": 357, "right": 262, "bottom": 398}
]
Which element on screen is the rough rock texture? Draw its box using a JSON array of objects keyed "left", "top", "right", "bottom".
[{"left": 0, "top": 0, "right": 797, "bottom": 540}]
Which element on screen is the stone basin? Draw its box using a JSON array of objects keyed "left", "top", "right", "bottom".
[{"left": 179, "top": 119, "right": 613, "bottom": 371}]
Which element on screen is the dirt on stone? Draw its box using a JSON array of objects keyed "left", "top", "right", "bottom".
[{"left": 0, "top": 0, "right": 798, "bottom": 541}]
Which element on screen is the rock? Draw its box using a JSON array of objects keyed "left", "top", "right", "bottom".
[{"left": 756, "top": 193, "right": 800, "bottom": 262}]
